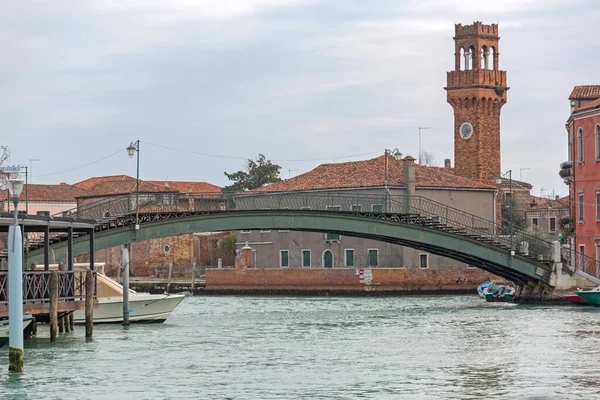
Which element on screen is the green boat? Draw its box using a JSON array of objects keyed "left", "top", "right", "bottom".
[
  {"left": 484, "top": 293, "right": 514, "bottom": 302},
  {"left": 576, "top": 287, "right": 600, "bottom": 306}
]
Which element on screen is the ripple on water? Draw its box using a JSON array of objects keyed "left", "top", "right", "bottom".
[{"left": 1, "top": 295, "right": 600, "bottom": 399}]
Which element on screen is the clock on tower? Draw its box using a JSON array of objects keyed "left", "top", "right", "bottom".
[{"left": 445, "top": 22, "right": 509, "bottom": 182}]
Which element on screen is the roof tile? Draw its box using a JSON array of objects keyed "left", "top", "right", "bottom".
[
  {"left": 73, "top": 175, "right": 135, "bottom": 190},
  {"left": 569, "top": 85, "right": 600, "bottom": 100},
  {"left": 147, "top": 181, "right": 221, "bottom": 193},
  {"left": 252, "top": 156, "right": 496, "bottom": 193},
  {"left": 78, "top": 180, "right": 176, "bottom": 198},
  {"left": 2, "top": 183, "right": 85, "bottom": 202}
]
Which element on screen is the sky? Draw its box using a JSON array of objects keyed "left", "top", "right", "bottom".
[{"left": 1, "top": 0, "right": 599, "bottom": 197}]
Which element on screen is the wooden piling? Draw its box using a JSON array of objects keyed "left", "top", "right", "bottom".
[
  {"left": 64, "top": 314, "right": 71, "bottom": 333},
  {"left": 49, "top": 270, "right": 58, "bottom": 342},
  {"left": 85, "top": 269, "right": 94, "bottom": 338},
  {"left": 69, "top": 312, "right": 74, "bottom": 331},
  {"left": 166, "top": 261, "right": 173, "bottom": 293},
  {"left": 191, "top": 262, "right": 196, "bottom": 293},
  {"left": 58, "top": 315, "right": 64, "bottom": 333}
]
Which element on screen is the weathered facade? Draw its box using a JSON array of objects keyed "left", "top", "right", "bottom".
[
  {"left": 234, "top": 156, "right": 496, "bottom": 271},
  {"left": 565, "top": 86, "right": 600, "bottom": 261}
]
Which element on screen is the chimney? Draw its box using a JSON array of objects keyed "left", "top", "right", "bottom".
[
  {"left": 555, "top": 195, "right": 559, "bottom": 200},
  {"left": 444, "top": 159, "right": 451, "bottom": 169},
  {"left": 402, "top": 156, "right": 416, "bottom": 197}
]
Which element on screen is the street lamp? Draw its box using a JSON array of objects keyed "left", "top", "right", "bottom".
[
  {"left": 7, "top": 177, "right": 25, "bottom": 371},
  {"left": 126, "top": 141, "right": 140, "bottom": 231},
  {"left": 124, "top": 140, "right": 140, "bottom": 327},
  {"left": 496, "top": 170, "right": 513, "bottom": 256}
]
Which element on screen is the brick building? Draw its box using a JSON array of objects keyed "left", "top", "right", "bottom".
[
  {"left": 73, "top": 176, "right": 225, "bottom": 276},
  {"left": 565, "top": 85, "right": 600, "bottom": 261},
  {"left": 235, "top": 154, "right": 496, "bottom": 272}
]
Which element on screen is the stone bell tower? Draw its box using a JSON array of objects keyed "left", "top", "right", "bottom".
[{"left": 445, "top": 22, "right": 509, "bottom": 182}]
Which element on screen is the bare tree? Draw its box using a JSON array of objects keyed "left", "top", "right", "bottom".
[
  {"left": 0, "top": 146, "right": 10, "bottom": 212},
  {"left": 0, "top": 146, "right": 9, "bottom": 188},
  {"left": 419, "top": 149, "right": 436, "bottom": 167}
]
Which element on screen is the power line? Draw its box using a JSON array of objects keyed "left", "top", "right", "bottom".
[
  {"left": 35, "top": 148, "right": 124, "bottom": 178},
  {"left": 141, "top": 141, "right": 381, "bottom": 162}
]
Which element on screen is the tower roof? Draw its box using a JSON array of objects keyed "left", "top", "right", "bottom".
[{"left": 569, "top": 86, "right": 600, "bottom": 100}]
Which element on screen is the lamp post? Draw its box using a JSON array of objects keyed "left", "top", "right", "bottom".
[
  {"left": 7, "top": 176, "right": 25, "bottom": 372},
  {"left": 384, "top": 148, "right": 402, "bottom": 212},
  {"left": 124, "top": 140, "right": 140, "bottom": 326},
  {"left": 126, "top": 141, "right": 140, "bottom": 231},
  {"left": 496, "top": 170, "right": 513, "bottom": 256}
]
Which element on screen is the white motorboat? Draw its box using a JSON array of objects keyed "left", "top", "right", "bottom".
[
  {"left": 32, "top": 262, "right": 184, "bottom": 325},
  {"left": 73, "top": 268, "right": 185, "bottom": 324},
  {"left": 0, "top": 315, "right": 35, "bottom": 347}
]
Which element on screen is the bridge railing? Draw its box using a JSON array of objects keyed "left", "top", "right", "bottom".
[
  {"left": 397, "top": 196, "right": 555, "bottom": 261},
  {"left": 62, "top": 190, "right": 599, "bottom": 271}
]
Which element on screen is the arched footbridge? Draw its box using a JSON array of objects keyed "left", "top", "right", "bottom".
[{"left": 23, "top": 192, "right": 560, "bottom": 286}]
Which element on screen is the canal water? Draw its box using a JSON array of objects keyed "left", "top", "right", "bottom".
[{"left": 1, "top": 295, "right": 600, "bottom": 399}]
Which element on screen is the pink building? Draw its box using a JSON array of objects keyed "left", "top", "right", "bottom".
[
  {"left": 1, "top": 183, "right": 84, "bottom": 216},
  {"left": 566, "top": 86, "right": 600, "bottom": 261}
]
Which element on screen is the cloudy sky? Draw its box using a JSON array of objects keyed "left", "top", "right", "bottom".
[{"left": 2, "top": 0, "right": 599, "bottom": 196}]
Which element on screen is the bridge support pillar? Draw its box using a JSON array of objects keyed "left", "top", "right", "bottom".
[{"left": 515, "top": 281, "right": 554, "bottom": 303}]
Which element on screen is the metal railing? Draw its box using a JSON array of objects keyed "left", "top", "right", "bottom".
[
  {"left": 0, "top": 271, "right": 94, "bottom": 304},
  {"left": 56, "top": 190, "right": 599, "bottom": 277}
]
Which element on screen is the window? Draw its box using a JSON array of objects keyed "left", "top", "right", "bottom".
[
  {"left": 578, "top": 128, "right": 584, "bottom": 163},
  {"left": 240, "top": 230, "right": 251, "bottom": 234},
  {"left": 368, "top": 249, "right": 378, "bottom": 267},
  {"left": 596, "top": 125, "right": 600, "bottom": 160},
  {"left": 372, "top": 204, "right": 383, "bottom": 213},
  {"left": 579, "top": 192, "right": 584, "bottom": 222},
  {"left": 280, "top": 250, "right": 289, "bottom": 268},
  {"left": 345, "top": 249, "right": 354, "bottom": 267},
  {"left": 326, "top": 206, "right": 341, "bottom": 240},
  {"left": 549, "top": 217, "right": 556, "bottom": 233},
  {"left": 302, "top": 250, "right": 311, "bottom": 267},
  {"left": 164, "top": 245, "right": 171, "bottom": 254},
  {"left": 323, "top": 250, "right": 334, "bottom": 268},
  {"left": 597, "top": 192, "right": 600, "bottom": 221},
  {"left": 419, "top": 253, "right": 429, "bottom": 269},
  {"left": 325, "top": 233, "right": 341, "bottom": 241},
  {"left": 532, "top": 218, "right": 538, "bottom": 228},
  {"left": 505, "top": 192, "right": 512, "bottom": 202},
  {"left": 351, "top": 204, "right": 362, "bottom": 212},
  {"left": 569, "top": 131, "right": 573, "bottom": 162}
]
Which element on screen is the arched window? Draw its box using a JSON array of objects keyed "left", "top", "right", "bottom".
[
  {"left": 481, "top": 46, "right": 488, "bottom": 69},
  {"left": 578, "top": 127, "right": 584, "bottom": 163},
  {"left": 322, "top": 250, "right": 333, "bottom": 268},
  {"left": 596, "top": 125, "right": 600, "bottom": 160},
  {"left": 467, "top": 46, "right": 475, "bottom": 70},
  {"left": 489, "top": 47, "right": 495, "bottom": 70},
  {"left": 459, "top": 47, "right": 465, "bottom": 71}
]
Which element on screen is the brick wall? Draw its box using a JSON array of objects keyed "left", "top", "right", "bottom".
[{"left": 205, "top": 267, "right": 493, "bottom": 293}]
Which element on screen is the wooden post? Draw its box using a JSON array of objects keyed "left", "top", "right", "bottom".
[
  {"left": 166, "top": 260, "right": 173, "bottom": 293},
  {"left": 49, "top": 271, "right": 58, "bottom": 342},
  {"left": 64, "top": 314, "right": 71, "bottom": 333},
  {"left": 191, "top": 262, "right": 196, "bottom": 293},
  {"left": 85, "top": 269, "right": 94, "bottom": 338},
  {"left": 69, "top": 312, "right": 74, "bottom": 331},
  {"left": 58, "top": 315, "right": 64, "bottom": 333}
]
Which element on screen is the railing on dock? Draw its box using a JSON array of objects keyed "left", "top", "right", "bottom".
[{"left": 0, "top": 271, "right": 95, "bottom": 305}]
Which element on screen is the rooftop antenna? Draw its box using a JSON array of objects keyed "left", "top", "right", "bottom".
[{"left": 418, "top": 126, "right": 431, "bottom": 164}]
